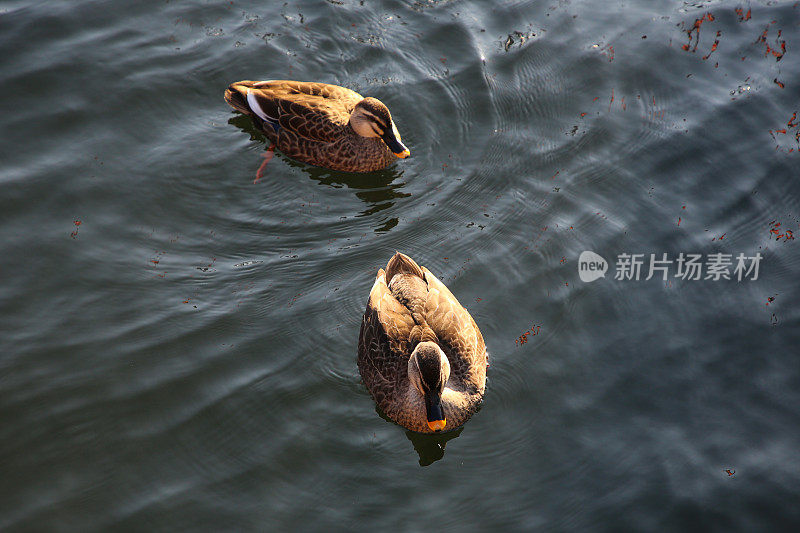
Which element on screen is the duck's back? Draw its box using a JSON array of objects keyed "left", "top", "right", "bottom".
[
  {"left": 227, "top": 80, "right": 360, "bottom": 134},
  {"left": 256, "top": 80, "right": 363, "bottom": 101}
]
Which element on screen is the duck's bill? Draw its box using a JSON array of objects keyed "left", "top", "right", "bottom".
[
  {"left": 382, "top": 133, "right": 411, "bottom": 159},
  {"left": 425, "top": 392, "right": 446, "bottom": 432},
  {"left": 427, "top": 419, "right": 447, "bottom": 431}
]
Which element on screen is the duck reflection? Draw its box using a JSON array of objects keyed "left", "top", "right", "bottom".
[
  {"left": 228, "top": 115, "right": 409, "bottom": 233},
  {"left": 376, "top": 406, "right": 464, "bottom": 466},
  {"left": 405, "top": 427, "right": 464, "bottom": 466}
]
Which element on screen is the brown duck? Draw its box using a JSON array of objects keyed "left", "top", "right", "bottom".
[
  {"left": 358, "top": 252, "right": 488, "bottom": 433},
  {"left": 224, "top": 80, "right": 410, "bottom": 174}
]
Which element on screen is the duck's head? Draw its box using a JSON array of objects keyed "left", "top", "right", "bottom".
[
  {"left": 408, "top": 341, "right": 450, "bottom": 432},
  {"left": 349, "top": 97, "right": 411, "bottom": 159}
]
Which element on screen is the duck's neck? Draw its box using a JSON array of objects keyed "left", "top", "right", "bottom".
[{"left": 397, "top": 380, "right": 479, "bottom": 431}]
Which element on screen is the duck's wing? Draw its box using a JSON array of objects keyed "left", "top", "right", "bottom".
[
  {"left": 227, "top": 80, "right": 363, "bottom": 143},
  {"left": 422, "top": 267, "right": 487, "bottom": 390},
  {"left": 384, "top": 252, "right": 429, "bottom": 325},
  {"left": 358, "top": 268, "right": 416, "bottom": 402}
]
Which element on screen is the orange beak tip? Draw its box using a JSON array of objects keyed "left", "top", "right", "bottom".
[
  {"left": 427, "top": 419, "right": 446, "bottom": 431},
  {"left": 395, "top": 149, "right": 411, "bottom": 159}
]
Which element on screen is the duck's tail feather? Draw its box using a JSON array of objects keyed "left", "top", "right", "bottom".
[
  {"left": 224, "top": 81, "right": 255, "bottom": 115},
  {"left": 385, "top": 252, "right": 424, "bottom": 283},
  {"left": 225, "top": 80, "right": 281, "bottom": 133}
]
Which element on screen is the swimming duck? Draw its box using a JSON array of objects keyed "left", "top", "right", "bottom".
[
  {"left": 358, "top": 252, "right": 488, "bottom": 433},
  {"left": 224, "top": 80, "right": 410, "bottom": 175}
]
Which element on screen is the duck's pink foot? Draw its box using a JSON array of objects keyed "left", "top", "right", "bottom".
[{"left": 254, "top": 144, "right": 276, "bottom": 183}]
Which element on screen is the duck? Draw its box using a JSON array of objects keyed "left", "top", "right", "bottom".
[
  {"left": 358, "top": 252, "right": 488, "bottom": 433},
  {"left": 224, "top": 80, "right": 410, "bottom": 175}
]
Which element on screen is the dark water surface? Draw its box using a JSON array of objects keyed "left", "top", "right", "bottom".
[{"left": 2, "top": 0, "right": 800, "bottom": 530}]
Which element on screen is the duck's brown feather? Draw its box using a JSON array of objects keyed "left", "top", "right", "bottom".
[
  {"left": 225, "top": 80, "right": 398, "bottom": 172},
  {"left": 358, "top": 253, "right": 487, "bottom": 433}
]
